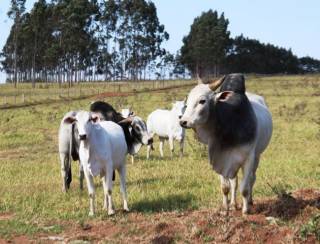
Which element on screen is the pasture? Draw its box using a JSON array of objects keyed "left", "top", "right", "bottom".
[{"left": 0, "top": 75, "right": 319, "bottom": 243}]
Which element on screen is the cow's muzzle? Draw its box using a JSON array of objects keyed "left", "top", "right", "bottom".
[
  {"left": 179, "top": 120, "right": 189, "bottom": 128},
  {"left": 79, "top": 134, "right": 87, "bottom": 140}
]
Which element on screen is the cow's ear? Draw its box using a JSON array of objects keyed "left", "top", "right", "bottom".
[
  {"left": 64, "top": 116, "right": 76, "bottom": 124},
  {"left": 215, "top": 91, "right": 234, "bottom": 102},
  {"left": 118, "top": 117, "right": 133, "bottom": 126},
  {"left": 90, "top": 113, "right": 100, "bottom": 123}
]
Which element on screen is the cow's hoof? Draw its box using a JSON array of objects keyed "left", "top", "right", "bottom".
[
  {"left": 108, "top": 209, "right": 115, "bottom": 216},
  {"left": 242, "top": 208, "right": 250, "bottom": 216},
  {"left": 123, "top": 207, "right": 130, "bottom": 212},
  {"left": 230, "top": 203, "right": 240, "bottom": 211}
]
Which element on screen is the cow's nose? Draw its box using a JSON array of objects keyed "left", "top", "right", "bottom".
[
  {"left": 79, "top": 134, "right": 87, "bottom": 140},
  {"left": 180, "top": 120, "right": 187, "bottom": 127},
  {"left": 147, "top": 138, "right": 153, "bottom": 145}
]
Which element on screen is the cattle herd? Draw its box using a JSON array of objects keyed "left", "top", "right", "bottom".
[{"left": 58, "top": 73, "right": 273, "bottom": 216}]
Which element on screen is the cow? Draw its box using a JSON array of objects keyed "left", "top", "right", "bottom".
[
  {"left": 58, "top": 101, "right": 151, "bottom": 192},
  {"left": 146, "top": 101, "right": 186, "bottom": 159},
  {"left": 58, "top": 111, "right": 84, "bottom": 192},
  {"left": 180, "top": 74, "right": 273, "bottom": 215},
  {"left": 90, "top": 101, "right": 153, "bottom": 155},
  {"left": 64, "top": 111, "right": 129, "bottom": 216}
]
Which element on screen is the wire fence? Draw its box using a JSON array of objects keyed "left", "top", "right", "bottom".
[{"left": 0, "top": 79, "right": 196, "bottom": 109}]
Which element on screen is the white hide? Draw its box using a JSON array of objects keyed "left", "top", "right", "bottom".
[
  {"left": 121, "top": 108, "right": 133, "bottom": 118},
  {"left": 146, "top": 101, "right": 186, "bottom": 158},
  {"left": 80, "top": 121, "right": 127, "bottom": 177}
]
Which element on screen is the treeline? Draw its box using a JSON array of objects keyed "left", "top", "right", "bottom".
[
  {"left": 1, "top": 3, "right": 320, "bottom": 87},
  {"left": 1, "top": 0, "right": 173, "bottom": 87},
  {"left": 179, "top": 10, "right": 320, "bottom": 77}
]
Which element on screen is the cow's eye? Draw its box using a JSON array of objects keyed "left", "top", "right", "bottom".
[
  {"left": 135, "top": 126, "right": 140, "bottom": 131},
  {"left": 199, "top": 99, "right": 206, "bottom": 105}
]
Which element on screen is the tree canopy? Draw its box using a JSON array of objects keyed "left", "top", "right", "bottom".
[
  {"left": 1, "top": 0, "right": 170, "bottom": 85},
  {"left": 1, "top": 3, "right": 320, "bottom": 85}
]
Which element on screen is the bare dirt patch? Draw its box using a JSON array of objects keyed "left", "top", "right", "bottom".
[{"left": 2, "top": 188, "right": 319, "bottom": 243}]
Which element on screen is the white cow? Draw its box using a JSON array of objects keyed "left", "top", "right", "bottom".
[
  {"left": 147, "top": 101, "right": 186, "bottom": 159},
  {"left": 64, "top": 111, "right": 129, "bottom": 216},
  {"left": 180, "top": 74, "right": 272, "bottom": 215}
]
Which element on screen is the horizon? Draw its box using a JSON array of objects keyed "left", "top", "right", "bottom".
[{"left": 0, "top": 0, "right": 319, "bottom": 83}]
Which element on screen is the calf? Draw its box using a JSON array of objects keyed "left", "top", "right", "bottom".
[
  {"left": 180, "top": 74, "right": 272, "bottom": 214},
  {"left": 64, "top": 111, "right": 129, "bottom": 216},
  {"left": 147, "top": 101, "right": 186, "bottom": 159}
]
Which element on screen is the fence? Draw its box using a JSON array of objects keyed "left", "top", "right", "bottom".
[{"left": 0, "top": 79, "right": 196, "bottom": 108}]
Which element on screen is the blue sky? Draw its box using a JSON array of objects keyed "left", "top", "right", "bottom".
[{"left": 0, "top": 0, "right": 319, "bottom": 83}]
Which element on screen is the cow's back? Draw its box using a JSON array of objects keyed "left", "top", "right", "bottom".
[{"left": 147, "top": 109, "right": 171, "bottom": 137}]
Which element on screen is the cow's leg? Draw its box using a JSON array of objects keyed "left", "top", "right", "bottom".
[
  {"left": 131, "top": 155, "right": 134, "bottom": 164},
  {"left": 240, "top": 152, "right": 255, "bottom": 215},
  {"left": 147, "top": 145, "right": 151, "bottom": 159},
  {"left": 169, "top": 137, "right": 174, "bottom": 158},
  {"left": 179, "top": 138, "right": 184, "bottom": 158},
  {"left": 219, "top": 175, "right": 230, "bottom": 211},
  {"left": 60, "top": 153, "right": 67, "bottom": 192},
  {"left": 106, "top": 164, "right": 115, "bottom": 215},
  {"left": 79, "top": 161, "right": 84, "bottom": 191},
  {"left": 118, "top": 165, "right": 129, "bottom": 212},
  {"left": 83, "top": 167, "right": 95, "bottom": 216},
  {"left": 159, "top": 138, "right": 165, "bottom": 158},
  {"left": 60, "top": 153, "right": 71, "bottom": 192},
  {"left": 249, "top": 155, "right": 260, "bottom": 206},
  {"left": 230, "top": 176, "right": 238, "bottom": 210}
]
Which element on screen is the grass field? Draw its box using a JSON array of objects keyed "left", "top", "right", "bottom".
[{"left": 0, "top": 75, "right": 319, "bottom": 242}]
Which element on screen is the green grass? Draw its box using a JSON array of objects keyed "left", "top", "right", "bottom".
[{"left": 0, "top": 75, "right": 319, "bottom": 238}]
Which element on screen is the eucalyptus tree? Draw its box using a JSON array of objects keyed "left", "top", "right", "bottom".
[
  {"left": 7, "top": 0, "right": 26, "bottom": 87},
  {"left": 180, "top": 10, "right": 230, "bottom": 77}
]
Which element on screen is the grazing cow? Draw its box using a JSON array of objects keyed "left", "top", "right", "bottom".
[
  {"left": 58, "top": 111, "right": 84, "bottom": 192},
  {"left": 90, "top": 101, "right": 153, "bottom": 155},
  {"left": 147, "top": 101, "right": 187, "bottom": 159},
  {"left": 64, "top": 111, "right": 129, "bottom": 216},
  {"left": 180, "top": 74, "right": 272, "bottom": 214}
]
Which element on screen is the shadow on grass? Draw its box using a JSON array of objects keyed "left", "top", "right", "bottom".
[
  {"left": 132, "top": 193, "right": 196, "bottom": 213},
  {"left": 127, "top": 176, "right": 174, "bottom": 187},
  {"left": 254, "top": 189, "right": 320, "bottom": 221}
]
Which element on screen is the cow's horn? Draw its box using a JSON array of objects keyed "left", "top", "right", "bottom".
[
  {"left": 196, "top": 73, "right": 203, "bottom": 84},
  {"left": 118, "top": 116, "right": 133, "bottom": 125},
  {"left": 208, "top": 75, "right": 226, "bottom": 91}
]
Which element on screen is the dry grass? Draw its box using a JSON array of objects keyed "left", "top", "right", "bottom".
[{"left": 0, "top": 74, "right": 319, "bottom": 242}]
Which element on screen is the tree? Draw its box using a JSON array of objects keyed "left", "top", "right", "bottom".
[
  {"left": 180, "top": 10, "right": 230, "bottom": 78},
  {"left": 7, "top": 0, "right": 26, "bottom": 87}
]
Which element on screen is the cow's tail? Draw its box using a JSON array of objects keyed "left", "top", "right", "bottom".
[{"left": 66, "top": 125, "right": 74, "bottom": 188}]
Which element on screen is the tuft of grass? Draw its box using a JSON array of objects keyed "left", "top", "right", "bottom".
[
  {"left": 0, "top": 219, "right": 40, "bottom": 239},
  {"left": 300, "top": 214, "right": 320, "bottom": 241}
]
